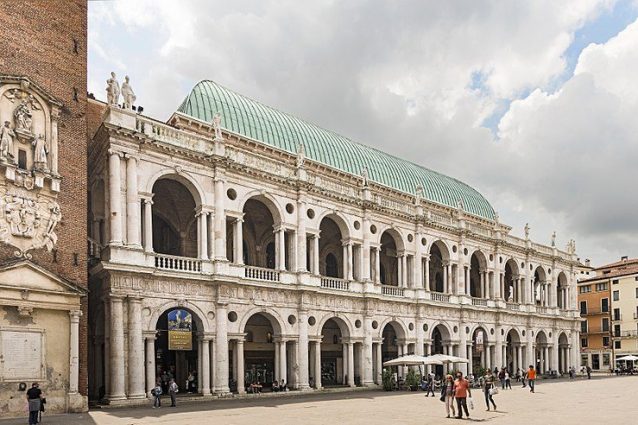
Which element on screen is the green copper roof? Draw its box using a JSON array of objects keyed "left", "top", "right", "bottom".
[{"left": 177, "top": 80, "right": 496, "bottom": 220}]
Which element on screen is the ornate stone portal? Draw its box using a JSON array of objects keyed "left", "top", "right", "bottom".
[{"left": 0, "top": 76, "right": 62, "bottom": 258}]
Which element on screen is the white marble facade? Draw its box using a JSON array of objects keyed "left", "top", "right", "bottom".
[{"left": 88, "top": 104, "right": 581, "bottom": 402}]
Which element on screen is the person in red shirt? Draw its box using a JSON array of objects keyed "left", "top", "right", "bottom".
[
  {"left": 454, "top": 372, "right": 472, "bottom": 419},
  {"left": 527, "top": 365, "right": 537, "bottom": 393}
]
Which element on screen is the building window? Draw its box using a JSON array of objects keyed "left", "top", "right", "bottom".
[
  {"left": 614, "top": 340, "right": 621, "bottom": 349},
  {"left": 596, "top": 282, "right": 608, "bottom": 291},
  {"left": 603, "top": 353, "right": 610, "bottom": 366},
  {"left": 603, "top": 336, "right": 610, "bottom": 347},
  {"left": 581, "top": 338, "right": 588, "bottom": 348},
  {"left": 18, "top": 149, "right": 27, "bottom": 169},
  {"left": 635, "top": 287, "right": 638, "bottom": 298},
  {"left": 601, "top": 298, "right": 609, "bottom": 312},
  {"left": 580, "top": 301, "right": 587, "bottom": 315},
  {"left": 579, "top": 285, "right": 592, "bottom": 294},
  {"left": 614, "top": 324, "right": 621, "bottom": 337},
  {"left": 602, "top": 318, "right": 609, "bottom": 332},
  {"left": 612, "top": 279, "right": 619, "bottom": 284},
  {"left": 580, "top": 354, "right": 589, "bottom": 367},
  {"left": 613, "top": 308, "right": 621, "bottom": 321},
  {"left": 581, "top": 321, "right": 588, "bottom": 333},
  {"left": 613, "top": 290, "right": 619, "bottom": 301}
]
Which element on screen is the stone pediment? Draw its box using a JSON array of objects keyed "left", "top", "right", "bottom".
[{"left": 0, "top": 260, "right": 86, "bottom": 296}]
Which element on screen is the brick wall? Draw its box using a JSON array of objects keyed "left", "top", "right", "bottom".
[{"left": 0, "top": 0, "right": 88, "bottom": 396}]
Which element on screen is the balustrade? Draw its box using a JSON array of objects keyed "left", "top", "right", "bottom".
[
  {"left": 154, "top": 253, "right": 202, "bottom": 272},
  {"left": 320, "top": 277, "right": 350, "bottom": 291},
  {"left": 244, "top": 265, "right": 280, "bottom": 282}
]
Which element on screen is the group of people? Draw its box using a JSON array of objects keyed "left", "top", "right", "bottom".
[
  {"left": 152, "top": 378, "right": 179, "bottom": 408},
  {"left": 436, "top": 365, "right": 539, "bottom": 419}
]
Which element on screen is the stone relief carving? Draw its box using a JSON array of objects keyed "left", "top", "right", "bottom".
[
  {"left": 110, "top": 274, "right": 215, "bottom": 297},
  {"left": 0, "top": 121, "right": 16, "bottom": 163}
]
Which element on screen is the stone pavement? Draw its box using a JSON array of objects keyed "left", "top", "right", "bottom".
[{"left": 2, "top": 375, "right": 634, "bottom": 424}]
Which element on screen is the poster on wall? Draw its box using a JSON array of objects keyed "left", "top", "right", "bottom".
[{"left": 168, "top": 309, "right": 192, "bottom": 351}]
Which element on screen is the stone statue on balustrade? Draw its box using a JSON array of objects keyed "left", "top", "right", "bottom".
[
  {"left": 0, "top": 121, "right": 15, "bottom": 163},
  {"left": 32, "top": 134, "right": 48, "bottom": 171},
  {"left": 524, "top": 223, "right": 530, "bottom": 239},
  {"left": 551, "top": 231, "right": 556, "bottom": 247},
  {"left": 121, "top": 75, "right": 136, "bottom": 109},
  {"left": 106, "top": 72, "right": 120, "bottom": 106},
  {"left": 212, "top": 112, "right": 223, "bottom": 140}
]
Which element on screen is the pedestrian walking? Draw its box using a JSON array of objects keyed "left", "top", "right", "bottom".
[
  {"left": 454, "top": 372, "right": 472, "bottom": 419},
  {"left": 168, "top": 378, "right": 178, "bottom": 407},
  {"left": 152, "top": 381, "right": 162, "bottom": 408},
  {"left": 586, "top": 365, "right": 592, "bottom": 380},
  {"left": 527, "top": 365, "right": 536, "bottom": 393},
  {"left": 483, "top": 369, "right": 497, "bottom": 411},
  {"left": 505, "top": 370, "right": 512, "bottom": 389},
  {"left": 521, "top": 369, "right": 527, "bottom": 388},
  {"left": 425, "top": 373, "right": 435, "bottom": 397},
  {"left": 440, "top": 374, "right": 456, "bottom": 418},
  {"left": 26, "top": 383, "right": 42, "bottom": 425},
  {"left": 498, "top": 368, "right": 506, "bottom": 389}
]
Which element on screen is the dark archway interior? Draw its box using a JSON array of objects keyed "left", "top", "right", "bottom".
[
  {"left": 430, "top": 244, "right": 444, "bottom": 292},
  {"left": 243, "top": 199, "right": 275, "bottom": 269},
  {"left": 244, "top": 314, "right": 276, "bottom": 388},
  {"left": 320, "top": 319, "right": 344, "bottom": 386},
  {"left": 380, "top": 232, "right": 398, "bottom": 285},
  {"left": 152, "top": 179, "right": 197, "bottom": 256}
]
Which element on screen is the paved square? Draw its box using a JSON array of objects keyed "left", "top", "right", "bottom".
[{"left": 1, "top": 376, "right": 632, "bottom": 424}]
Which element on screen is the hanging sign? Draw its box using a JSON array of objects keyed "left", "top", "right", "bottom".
[
  {"left": 168, "top": 309, "right": 192, "bottom": 351},
  {"left": 475, "top": 330, "right": 484, "bottom": 352}
]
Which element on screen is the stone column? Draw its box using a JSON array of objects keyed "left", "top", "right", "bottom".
[
  {"left": 494, "top": 330, "right": 503, "bottom": 369},
  {"left": 298, "top": 311, "right": 310, "bottom": 390},
  {"left": 214, "top": 304, "right": 229, "bottom": 394},
  {"left": 278, "top": 228, "right": 287, "bottom": 271},
  {"left": 297, "top": 199, "right": 307, "bottom": 272},
  {"left": 443, "top": 262, "right": 450, "bottom": 293},
  {"left": 144, "top": 334, "right": 156, "bottom": 397},
  {"left": 347, "top": 242, "right": 354, "bottom": 280},
  {"left": 424, "top": 255, "right": 430, "bottom": 290},
  {"left": 234, "top": 218, "right": 243, "bottom": 264},
  {"left": 214, "top": 176, "right": 226, "bottom": 260},
  {"left": 458, "top": 327, "right": 468, "bottom": 376},
  {"left": 347, "top": 342, "right": 355, "bottom": 387},
  {"left": 125, "top": 154, "right": 141, "bottom": 247},
  {"left": 374, "top": 248, "right": 381, "bottom": 284},
  {"left": 342, "top": 344, "right": 348, "bottom": 384},
  {"left": 401, "top": 254, "right": 408, "bottom": 287},
  {"left": 314, "top": 341, "right": 322, "bottom": 389},
  {"left": 313, "top": 235, "right": 320, "bottom": 274},
  {"left": 108, "top": 150, "right": 123, "bottom": 245},
  {"left": 361, "top": 213, "right": 371, "bottom": 281},
  {"left": 69, "top": 310, "right": 81, "bottom": 394},
  {"left": 486, "top": 344, "right": 492, "bottom": 370},
  {"left": 196, "top": 337, "right": 209, "bottom": 395},
  {"left": 108, "top": 296, "right": 126, "bottom": 400},
  {"left": 376, "top": 342, "right": 383, "bottom": 384},
  {"left": 235, "top": 339, "right": 245, "bottom": 394},
  {"left": 280, "top": 340, "right": 288, "bottom": 384},
  {"left": 143, "top": 198, "right": 153, "bottom": 252},
  {"left": 198, "top": 211, "right": 209, "bottom": 260},
  {"left": 127, "top": 297, "right": 145, "bottom": 398},
  {"left": 363, "top": 317, "right": 373, "bottom": 385},
  {"left": 342, "top": 241, "right": 349, "bottom": 280},
  {"left": 274, "top": 341, "right": 281, "bottom": 381}
]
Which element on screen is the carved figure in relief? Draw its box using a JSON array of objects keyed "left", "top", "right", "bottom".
[
  {"left": 42, "top": 203, "right": 61, "bottom": 250},
  {"left": 106, "top": 72, "right": 120, "bottom": 106},
  {"left": 507, "top": 285, "right": 514, "bottom": 302},
  {"left": 212, "top": 113, "right": 223, "bottom": 140},
  {"left": 0, "top": 121, "right": 15, "bottom": 162},
  {"left": 121, "top": 75, "right": 136, "bottom": 109},
  {"left": 415, "top": 184, "right": 424, "bottom": 203},
  {"left": 13, "top": 96, "right": 34, "bottom": 132},
  {"left": 32, "top": 134, "right": 48, "bottom": 171},
  {"left": 4, "top": 196, "right": 40, "bottom": 238}
]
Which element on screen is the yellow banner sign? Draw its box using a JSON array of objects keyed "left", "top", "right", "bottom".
[{"left": 168, "top": 330, "right": 192, "bottom": 351}]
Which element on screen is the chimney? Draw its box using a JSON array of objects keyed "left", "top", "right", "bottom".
[
  {"left": 621, "top": 256, "right": 628, "bottom": 261},
  {"left": 585, "top": 259, "right": 591, "bottom": 267}
]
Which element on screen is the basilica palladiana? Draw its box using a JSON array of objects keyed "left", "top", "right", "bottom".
[{"left": 87, "top": 78, "right": 581, "bottom": 403}]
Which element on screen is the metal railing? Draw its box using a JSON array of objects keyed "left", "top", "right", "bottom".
[
  {"left": 244, "top": 265, "right": 280, "bottom": 282},
  {"left": 431, "top": 292, "right": 450, "bottom": 303},
  {"left": 382, "top": 285, "right": 405, "bottom": 297},
  {"left": 155, "top": 253, "right": 202, "bottom": 272},
  {"left": 320, "top": 277, "right": 350, "bottom": 291}
]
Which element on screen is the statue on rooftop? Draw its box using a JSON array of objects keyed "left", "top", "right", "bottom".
[
  {"left": 551, "top": 231, "right": 556, "bottom": 247},
  {"left": 212, "top": 112, "right": 223, "bottom": 140},
  {"left": 296, "top": 143, "right": 305, "bottom": 168},
  {"left": 106, "top": 72, "right": 120, "bottom": 106},
  {"left": 121, "top": 75, "right": 136, "bottom": 109},
  {"left": 524, "top": 223, "right": 530, "bottom": 239},
  {"left": 361, "top": 167, "right": 369, "bottom": 187}
]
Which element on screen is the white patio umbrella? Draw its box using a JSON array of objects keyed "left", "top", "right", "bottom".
[
  {"left": 616, "top": 355, "right": 638, "bottom": 361},
  {"left": 383, "top": 354, "right": 443, "bottom": 367},
  {"left": 427, "top": 354, "right": 470, "bottom": 364}
]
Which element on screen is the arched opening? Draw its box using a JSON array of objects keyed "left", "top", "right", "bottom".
[
  {"left": 154, "top": 308, "right": 201, "bottom": 395},
  {"left": 381, "top": 322, "right": 407, "bottom": 380},
  {"left": 557, "top": 272, "right": 568, "bottom": 309},
  {"left": 241, "top": 313, "right": 281, "bottom": 392},
  {"left": 379, "top": 230, "right": 402, "bottom": 286},
  {"left": 506, "top": 329, "right": 522, "bottom": 373},
  {"left": 319, "top": 216, "right": 345, "bottom": 278},
  {"left": 320, "top": 318, "right": 349, "bottom": 386},
  {"left": 432, "top": 324, "right": 451, "bottom": 378},
  {"left": 535, "top": 331, "right": 548, "bottom": 374},
  {"left": 504, "top": 259, "right": 519, "bottom": 302},
  {"left": 469, "top": 251, "right": 488, "bottom": 298},
  {"left": 471, "top": 327, "right": 488, "bottom": 371},
  {"left": 152, "top": 178, "right": 198, "bottom": 256},
  {"left": 243, "top": 198, "right": 278, "bottom": 269},
  {"left": 533, "top": 267, "right": 547, "bottom": 306},
  {"left": 429, "top": 241, "right": 449, "bottom": 293}
]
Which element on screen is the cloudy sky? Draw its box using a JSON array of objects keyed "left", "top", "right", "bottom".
[{"left": 88, "top": 0, "right": 638, "bottom": 267}]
